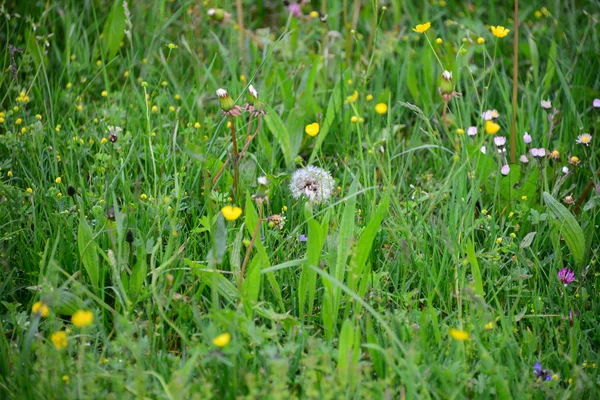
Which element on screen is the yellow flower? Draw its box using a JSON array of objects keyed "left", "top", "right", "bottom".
[
  {"left": 26, "top": 188, "right": 33, "bottom": 194},
  {"left": 477, "top": 37, "right": 485, "bottom": 44},
  {"left": 484, "top": 322, "right": 494, "bottom": 330},
  {"left": 309, "top": 11, "right": 319, "bottom": 18},
  {"left": 351, "top": 116, "right": 359, "bottom": 123},
  {"left": 62, "top": 375, "right": 70, "bottom": 384},
  {"left": 375, "top": 103, "right": 388, "bottom": 115},
  {"left": 485, "top": 120, "right": 500, "bottom": 134},
  {"left": 101, "top": 90, "right": 108, "bottom": 97},
  {"left": 32, "top": 301, "right": 50, "bottom": 317},
  {"left": 496, "top": 237, "right": 503, "bottom": 244},
  {"left": 194, "top": 122, "right": 201, "bottom": 129},
  {"left": 35, "top": 114, "right": 42, "bottom": 120},
  {"left": 305, "top": 122, "right": 320, "bottom": 137},
  {"left": 140, "top": 193, "right": 148, "bottom": 200},
  {"left": 7, "top": 170, "right": 12, "bottom": 177},
  {"left": 152, "top": 105, "right": 158, "bottom": 113},
  {"left": 50, "top": 331, "right": 68, "bottom": 350},
  {"left": 366, "top": 94, "right": 373, "bottom": 101},
  {"left": 490, "top": 26, "right": 510, "bottom": 38},
  {"left": 435, "top": 38, "right": 443, "bottom": 44},
  {"left": 15, "top": 118, "right": 22, "bottom": 125},
  {"left": 345, "top": 90, "right": 358, "bottom": 103},
  {"left": 449, "top": 328, "right": 469, "bottom": 341},
  {"left": 212, "top": 332, "right": 231, "bottom": 347},
  {"left": 412, "top": 22, "right": 431, "bottom": 34},
  {"left": 456, "top": 128, "right": 465, "bottom": 134},
  {"left": 71, "top": 310, "right": 94, "bottom": 327},
  {"left": 101, "top": 137, "right": 108, "bottom": 144},
  {"left": 221, "top": 206, "right": 243, "bottom": 221},
  {"left": 55, "top": 177, "right": 62, "bottom": 184}
]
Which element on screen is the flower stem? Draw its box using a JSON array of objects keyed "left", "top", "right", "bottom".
[{"left": 229, "top": 115, "right": 239, "bottom": 200}]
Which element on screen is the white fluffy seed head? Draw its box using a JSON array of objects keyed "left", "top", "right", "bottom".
[
  {"left": 216, "top": 88, "right": 228, "bottom": 98},
  {"left": 289, "top": 165, "right": 335, "bottom": 203}
]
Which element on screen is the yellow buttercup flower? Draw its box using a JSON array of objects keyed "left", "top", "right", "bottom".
[
  {"left": 490, "top": 26, "right": 510, "bottom": 38},
  {"left": 212, "top": 332, "right": 231, "bottom": 347},
  {"left": 484, "top": 322, "right": 494, "bottom": 330},
  {"left": 477, "top": 37, "right": 485, "bottom": 44},
  {"left": 51, "top": 331, "right": 68, "bottom": 350},
  {"left": 449, "top": 328, "right": 469, "bottom": 341},
  {"left": 412, "top": 22, "right": 431, "bottom": 34},
  {"left": 71, "top": 310, "right": 94, "bottom": 327},
  {"left": 485, "top": 120, "right": 500, "bottom": 134},
  {"left": 32, "top": 301, "right": 50, "bottom": 317},
  {"left": 375, "top": 103, "right": 388, "bottom": 115},
  {"left": 221, "top": 206, "right": 243, "bottom": 221},
  {"left": 305, "top": 122, "right": 320, "bottom": 137},
  {"left": 345, "top": 90, "right": 358, "bottom": 103}
]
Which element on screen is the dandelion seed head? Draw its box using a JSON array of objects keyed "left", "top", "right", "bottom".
[{"left": 289, "top": 165, "right": 335, "bottom": 203}]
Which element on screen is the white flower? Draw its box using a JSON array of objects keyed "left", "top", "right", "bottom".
[
  {"left": 593, "top": 98, "right": 600, "bottom": 108},
  {"left": 257, "top": 176, "right": 268, "bottom": 185},
  {"left": 501, "top": 165, "right": 510, "bottom": 176},
  {"left": 540, "top": 99, "right": 552, "bottom": 110},
  {"left": 519, "top": 154, "right": 529, "bottom": 163},
  {"left": 523, "top": 132, "right": 532, "bottom": 144},
  {"left": 289, "top": 165, "right": 335, "bottom": 203},
  {"left": 248, "top": 85, "right": 258, "bottom": 99},
  {"left": 442, "top": 70, "right": 452, "bottom": 80},
  {"left": 494, "top": 136, "right": 506, "bottom": 147},
  {"left": 562, "top": 166, "right": 569, "bottom": 174},
  {"left": 480, "top": 145, "right": 487, "bottom": 154},
  {"left": 467, "top": 126, "right": 477, "bottom": 137},
  {"left": 576, "top": 133, "right": 592, "bottom": 146},
  {"left": 482, "top": 109, "right": 499, "bottom": 120},
  {"left": 216, "top": 88, "right": 228, "bottom": 98},
  {"left": 207, "top": 8, "right": 216, "bottom": 16},
  {"left": 530, "top": 148, "right": 546, "bottom": 158}
]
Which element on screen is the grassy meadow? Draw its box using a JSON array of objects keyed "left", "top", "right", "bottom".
[{"left": 1, "top": 0, "right": 600, "bottom": 398}]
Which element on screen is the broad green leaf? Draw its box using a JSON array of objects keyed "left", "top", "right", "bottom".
[
  {"left": 101, "top": 1, "right": 126, "bottom": 60},
  {"left": 264, "top": 105, "right": 293, "bottom": 168},
  {"left": 77, "top": 218, "right": 99, "bottom": 289},
  {"left": 543, "top": 192, "right": 585, "bottom": 266}
]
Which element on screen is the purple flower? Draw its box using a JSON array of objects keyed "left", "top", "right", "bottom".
[
  {"left": 287, "top": 2, "right": 302, "bottom": 17},
  {"left": 557, "top": 267, "right": 576, "bottom": 286},
  {"left": 593, "top": 98, "right": 600, "bottom": 108},
  {"left": 299, "top": 234, "right": 308, "bottom": 242},
  {"left": 533, "top": 362, "right": 553, "bottom": 381}
]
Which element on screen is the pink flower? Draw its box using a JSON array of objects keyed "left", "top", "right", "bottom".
[
  {"left": 593, "top": 98, "right": 600, "bottom": 108},
  {"left": 557, "top": 267, "right": 576, "bottom": 286},
  {"left": 501, "top": 165, "right": 510, "bottom": 176},
  {"left": 467, "top": 126, "right": 477, "bottom": 137},
  {"left": 523, "top": 132, "right": 532, "bottom": 144}
]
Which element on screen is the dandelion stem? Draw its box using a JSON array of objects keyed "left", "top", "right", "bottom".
[
  {"left": 230, "top": 115, "right": 239, "bottom": 200},
  {"left": 238, "top": 206, "right": 262, "bottom": 289}
]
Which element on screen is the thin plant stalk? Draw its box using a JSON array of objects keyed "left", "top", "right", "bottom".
[
  {"left": 229, "top": 115, "right": 240, "bottom": 200},
  {"left": 510, "top": 0, "right": 519, "bottom": 164}
]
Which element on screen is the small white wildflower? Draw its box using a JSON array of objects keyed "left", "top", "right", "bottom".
[
  {"left": 593, "top": 99, "right": 600, "bottom": 108},
  {"left": 442, "top": 70, "right": 452, "bottom": 80},
  {"left": 216, "top": 88, "right": 228, "bottom": 98},
  {"left": 467, "top": 126, "right": 477, "bottom": 137},
  {"left": 289, "top": 165, "right": 335, "bottom": 203},
  {"left": 530, "top": 148, "right": 546, "bottom": 158},
  {"left": 540, "top": 99, "right": 552, "bottom": 110},
  {"left": 482, "top": 109, "right": 499, "bottom": 121},
  {"left": 480, "top": 145, "right": 487, "bottom": 154},
  {"left": 576, "top": 133, "right": 592, "bottom": 146},
  {"left": 257, "top": 176, "right": 268, "bottom": 185},
  {"left": 494, "top": 136, "right": 506, "bottom": 147},
  {"left": 562, "top": 166, "right": 569, "bottom": 174},
  {"left": 519, "top": 154, "right": 529, "bottom": 163},
  {"left": 501, "top": 165, "right": 510, "bottom": 176},
  {"left": 523, "top": 132, "right": 532, "bottom": 144}
]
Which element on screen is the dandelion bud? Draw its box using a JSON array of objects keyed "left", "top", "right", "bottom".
[
  {"left": 216, "top": 88, "right": 235, "bottom": 112},
  {"left": 207, "top": 8, "right": 225, "bottom": 22},
  {"left": 439, "top": 70, "right": 454, "bottom": 95},
  {"left": 247, "top": 85, "right": 259, "bottom": 106}
]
